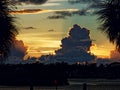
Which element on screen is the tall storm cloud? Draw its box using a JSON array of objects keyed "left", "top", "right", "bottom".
[
  {"left": 6, "top": 39, "right": 28, "bottom": 64},
  {"left": 55, "top": 24, "right": 95, "bottom": 63},
  {"left": 56, "top": 24, "right": 92, "bottom": 55},
  {"left": 39, "top": 24, "right": 96, "bottom": 64}
]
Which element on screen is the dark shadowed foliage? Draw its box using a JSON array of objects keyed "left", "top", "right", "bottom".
[
  {"left": 0, "top": 0, "right": 18, "bottom": 63},
  {"left": 96, "top": 0, "right": 120, "bottom": 51},
  {"left": 1, "top": 62, "right": 120, "bottom": 86}
]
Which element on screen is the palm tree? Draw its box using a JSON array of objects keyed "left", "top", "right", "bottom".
[
  {"left": 96, "top": 0, "right": 120, "bottom": 51},
  {"left": 0, "top": 0, "right": 18, "bottom": 63}
]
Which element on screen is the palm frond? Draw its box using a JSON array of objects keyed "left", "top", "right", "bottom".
[
  {"left": 0, "top": 0, "right": 18, "bottom": 63},
  {"left": 96, "top": 0, "right": 120, "bottom": 51}
]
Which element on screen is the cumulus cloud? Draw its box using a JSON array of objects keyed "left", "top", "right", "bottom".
[
  {"left": 39, "top": 24, "right": 96, "bottom": 64},
  {"left": 10, "top": 39, "right": 28, "bottom": 59},
  {"left": 5, "top": 39, "right": 28, "bottom": 64},
  {"left": 55, "top": 48, "right": 95, "bottom": 63},
  {"left": 58, "top": 24, "right": 92, "bottom": 51},
  {"left": 55, "top": 24, "right": 94, "bottom": 62}
]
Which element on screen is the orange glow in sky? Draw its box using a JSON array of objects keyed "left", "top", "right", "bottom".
[
  {"left": 15, "top": 1, "right": 116, "bottom": 59},
  {"left": 90, "top": 44, "right": 114, "bottom": 58},
  {"left": 17, "top": 33, "right": 115, "bottom": 58},
  {"left": 17, "top": 34, "right": 61, "bottom": 57}
]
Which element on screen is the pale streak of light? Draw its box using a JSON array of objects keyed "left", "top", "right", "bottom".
[{"left": 10, "top": 9, "right": 79, "bottom": 14}]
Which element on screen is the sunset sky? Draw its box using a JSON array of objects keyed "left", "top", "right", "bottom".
[{"left": 13, "top": 0, "right": 116, "bottom": 58}]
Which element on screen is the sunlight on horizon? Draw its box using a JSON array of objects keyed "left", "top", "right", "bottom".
[
  {"left": 17, "top": 31, "right": 115, "bottom": 58},
  {"left": 14, "top": 0, "right": 117, "bottom": 59}
]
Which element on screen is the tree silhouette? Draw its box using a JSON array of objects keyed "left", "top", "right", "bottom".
[
  {"left": 96, "top": 0, "right": 120, "bottom": 51},
  {"left": 0, "top": 0, "right": 18, "bottom": 63}
]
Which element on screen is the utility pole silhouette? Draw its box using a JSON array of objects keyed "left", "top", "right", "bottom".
[
  {"left": 30, "top": 85, "right": 33, "bottom": 90},
  {"left": 54, "top": 80, "right": 58, "bottom": 90},
  {"left": 83, "top": 83, "right": 87, "bottom": 90}
]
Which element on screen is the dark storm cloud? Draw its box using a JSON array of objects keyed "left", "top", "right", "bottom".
[
  {"left": 5, "top": 39, "right": 28, "bottom": 64},
  {"left": 47, "top": 9, "right": 90, "bottom": 19},
  {"left": 10, "top": 0, "right": 47, "bottom": 5},
  {"left": 9, "top": 39, "right": 28, "bottom": 59},
  {"left": 55, "top": 24, "right": 95, "bottom": 63},
  {"left": 39, "top": 24, "right": 96, "bottom": 64},
  {"left": 56, "top": 24, "right": 92, "bottom": 53},
  {"left": 6, "top": 39, "right": 37, "bottom": 64}
]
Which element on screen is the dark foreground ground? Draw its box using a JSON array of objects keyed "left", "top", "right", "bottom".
[
  {"left": 1, "top": 79, "right": 120, "bottom": 90},
  {"left": 1, "top": 62, "right": 120, "bottom": 86}
]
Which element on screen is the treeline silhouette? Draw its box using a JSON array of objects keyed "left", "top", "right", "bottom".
[
  {"left": 0, "top": 62, "right": 120, "bottom": 86},
  {"left": 0, "top": 63, "right": 68, "bottom": 86}
]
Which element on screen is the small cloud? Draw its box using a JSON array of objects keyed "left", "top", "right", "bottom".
[
  {"left": 48, "top": 29, "right": 55, "bottom": 32},
  {"left": 47, "top": 9, "right": 90, "bottom": 19},
  {"left": 47, "top": 15, "right": 66, "bottom": 19},
  {"left": 47, "top": 9, "right": 79, "bottom": 19},
  {"left": 72, "top": 9, "right": 88, "bottom": 15},
  {"left": 23, "top": 27, "right": 36, "bottom": 30},
  {"left": 55, "top": 11, "right": 73, "bottom": 16}
]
